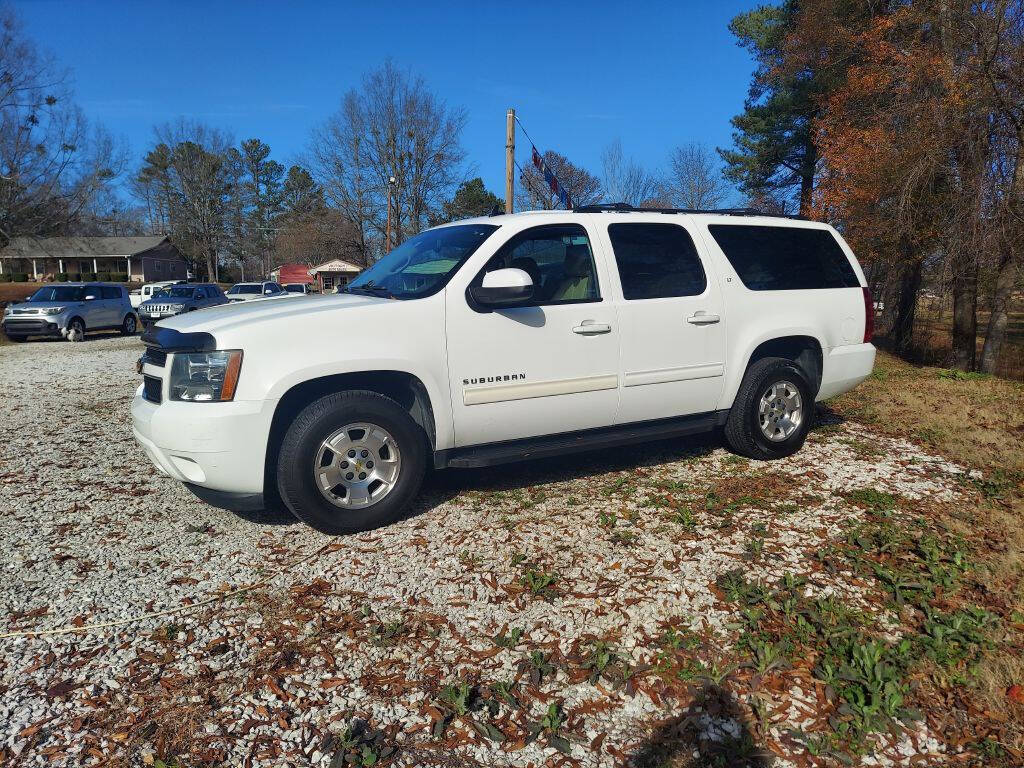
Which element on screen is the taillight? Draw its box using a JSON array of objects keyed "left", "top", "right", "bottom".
[{"left": 862, "top": 287, "right": 874, "bottom": 343}]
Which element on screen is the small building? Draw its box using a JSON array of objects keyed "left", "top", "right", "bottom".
[
  {"left": 0, "top": 236, "right": 187, "bottom": 282},
  {"left": 309, "top": 258, "right": 362, "bottom": 292},
  {"left": 270, "top": 263, "right": 314, "bottom": 285}
]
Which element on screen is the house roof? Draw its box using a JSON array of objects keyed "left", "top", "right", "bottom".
[
  {"left": 1, "top": 235, "right": 171, "bottom": 259},
  {"left": 309, "top": 258, "right": 362, "bottom": 274}
]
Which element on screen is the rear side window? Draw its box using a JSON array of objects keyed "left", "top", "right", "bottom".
[
  {"left": 607, "top": 223, "right": 707, "bottom": 300},
  {"left": 101, "top": 286, "right": 121, "bottom": 299},
  {"left": 708, "top": 225, "right": 859, "bottom": 290}
]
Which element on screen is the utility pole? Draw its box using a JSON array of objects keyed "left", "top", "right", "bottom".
[
  {"left": 385, "top": 175, "right": 396, "bottom": 253},
  {"left": 505, "top": 109, "right": 515, "bottom": 214}
]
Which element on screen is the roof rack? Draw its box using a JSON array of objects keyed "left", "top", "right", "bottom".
[{"left": 571, "top": 202, "right": 807, "bottom": 220}]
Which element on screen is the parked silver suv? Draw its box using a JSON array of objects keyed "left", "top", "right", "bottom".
[{"left": 2, "top": 283, "right": 137, "bottom": 342}]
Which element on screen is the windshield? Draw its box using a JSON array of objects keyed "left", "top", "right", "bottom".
[
  {"left": 166, "top": 285, "right": 196, "bottom": 298},
  {"left": 27, "top": 286, "right": 85, "bottom": 302},
  {"left": 348, "top": 224, "right": 499, "bottom": 299},
  {"left": 228, "top": 284, "right": 261, "bottom": 295},
  {"left": 284, "top": 284, "right": 305, "bottom": 293}
]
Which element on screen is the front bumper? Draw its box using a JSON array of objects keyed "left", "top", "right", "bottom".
[
  {"left": 2, "top": 317, "right": 65, "bottom": 338},
  {"left": 131, "top": 387, "right": 278, "bottom": 498},
  {"left": 139, "top": 310, "right": 182, "bottom": 326}
]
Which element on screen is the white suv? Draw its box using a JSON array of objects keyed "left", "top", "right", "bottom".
[
  {"left": 226, "top": 281, "right": 288, "bottom": 302},
  {"left": 132, "top": 205, "right": 875, "bottom": 534}
]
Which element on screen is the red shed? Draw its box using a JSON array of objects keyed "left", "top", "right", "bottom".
[{"left": 272, "top": 263, "right": 313, "bottom": 285}]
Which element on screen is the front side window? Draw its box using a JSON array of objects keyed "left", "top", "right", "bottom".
[
  {"left": 708, "top": 224, "right": 859, "bottom": 291},
  {"left": 228, "top": 284, "right": 260, "bottom": 295},
  {"left": 166, "top": 284, "right": 195, "bottom": 298},
  {"left": 608, "top": 223, "right": 707, "bottom": 300},
  {"left": 348, "top": 224, "right": 499, "bottom": 299},
  {"left": 475, "top": 224, "right": 600, "bottom": 305}
]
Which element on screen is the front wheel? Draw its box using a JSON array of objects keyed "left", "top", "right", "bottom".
[
  {"left": 724, "top": 357, "right": 814, "bottom": 460},
  {"left": 67, "top": 317, "right": 85, "bottom": 342},
  {"left": 120, "top": 313, "right": 137, "bottom": 335},
  {"left": 277, "top": 390, "right": 427, "bottom": 535}
]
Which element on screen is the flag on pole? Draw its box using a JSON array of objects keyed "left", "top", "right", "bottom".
[{"left": 528, "top": 144, "right": 571, "bottom": 209}]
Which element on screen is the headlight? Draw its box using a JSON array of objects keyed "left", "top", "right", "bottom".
[
  {"left": 169, "top": 303, "right": 186, "bottom": 312},
  {"left": 169, "top": 350, "right": 243, "bottom": 402},
  {"left": 43, "top": 306, "right": 66, "bottom": 315}
]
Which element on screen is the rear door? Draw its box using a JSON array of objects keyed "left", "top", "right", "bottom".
[
  {"left": 101, "top": 286, "right": 122, "bottom": 325},
  {"left": 598, "top": 219, "right": 727, "bottom": 424}
]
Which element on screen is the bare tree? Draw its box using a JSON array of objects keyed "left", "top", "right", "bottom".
[
  {"left": 664, "top": 143, "right": 731, "bottom": 210},
  {"left": 518, "top": 150, "right": 601, "bottom": 210},
  {"left": 0, "top": 7, "right": 126, "bottom": 243},
  {"left": 308, "top": 61, "right": 467, "bottom": 263},
  {"left": 274, "top": 208, "right": 365, "bottom": 270},
  {"left": 601, "top": 139, "right": 660, "bottom": 206}
]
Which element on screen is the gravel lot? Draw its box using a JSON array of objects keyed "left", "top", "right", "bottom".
[{"left": 0, "top": 336, "right": 974, "bottom": 767}]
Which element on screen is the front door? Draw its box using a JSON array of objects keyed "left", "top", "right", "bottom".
[
  {"left": 597, "top": 220, "right": 726, "bottom": 424},
  {"left": 445, "top": 222, "right": 620, "bottom": 447}
]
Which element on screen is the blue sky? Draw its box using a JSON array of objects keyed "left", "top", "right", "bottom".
[{"left": 14, "top": 0, "right": 758, "bottom": 201}]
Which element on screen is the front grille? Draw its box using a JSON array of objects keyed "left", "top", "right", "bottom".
[
  {"left": 141, "top": 348, "right": 167, "bottom": 367},
  {"left": 3, "top": 319, "right": 56, "bottom": 333},
  {"left": 143, "top": 375, "right": 162, "bottom": 404},
  {"left": 11, "top": 308, "right": 39, "bottom": 315}
]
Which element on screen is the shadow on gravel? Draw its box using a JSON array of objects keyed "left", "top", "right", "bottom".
[
  {"left": 423, "top": 431, "right": 721, "bottom": 502},
  {"left": 812, "top": 403, "right": 847, "bottom": 430},
  {"left": 631, "top": 682, "right": 773, "bottom": 768},
  {"left": 232, "top": 407, "right": 850, "bottom": 530}
]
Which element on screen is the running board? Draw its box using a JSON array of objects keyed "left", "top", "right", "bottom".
[{"left": 435, "top": 410, "right": 728, "bottom": 469}]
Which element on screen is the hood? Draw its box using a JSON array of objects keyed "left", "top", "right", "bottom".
[{"left": 158, "top": 292, "right": 388, "bottom": 335}]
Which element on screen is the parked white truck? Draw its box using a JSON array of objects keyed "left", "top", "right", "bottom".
[{"left": 132, "top": 205, "right": 875, "bottom": 534}]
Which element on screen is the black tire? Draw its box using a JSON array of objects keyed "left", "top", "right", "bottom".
[
  {"left": 67, "top": 317, "right": 86, "bottom": 342},
  {"left": 277, "top": 390, "right": 427, "bottom": 535},
  {"left": 724, "top": 357, "right": 814, "bottom": 460},
  {"left": 120, "top": 313, "right": 137, "bottom": 335}
]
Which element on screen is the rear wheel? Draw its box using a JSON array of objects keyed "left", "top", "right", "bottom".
[
  {"left": 724, "top": 357, "right": 814, "bottom": 460},
  {"left": 120, "top": 313, "right": 137, "bottom": 335},
  {"left": 277, "top": 390, "right": 427, "bottom": 535}
]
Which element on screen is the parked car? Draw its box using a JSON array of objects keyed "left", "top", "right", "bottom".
[
  {"left": 3, "top": 282, "right": 137, "bottom": 342},
  {"left": 225, "top": 281, "right": 288, "bottom": 302},
  {"left": 138, "top": 283, "right": 228, "bottom": 328},
  {"left": 133, "top": 204, "right": 876, "bottom": 535},
  {"left": 130, "top": 280, "right": 185, "bottom": 309}
]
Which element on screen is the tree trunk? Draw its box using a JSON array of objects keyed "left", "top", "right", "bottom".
[
  {"left": 950, "top": 258, "right": 978, "bottom": 370},
  {"left": 892, "top": 246, "right": 922, "bottom": 354},
  {"left": 799, "top": 138, "right": 817, "bottom": 217},
  {"left": 980, "top": 249, "right": 1018, "bottom": 373}
]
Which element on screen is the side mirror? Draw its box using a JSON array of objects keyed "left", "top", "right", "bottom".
[
  {"left": 264, "top": 288, "right": 274, "bottom": 295},
  {"left": 84, "top": 294, "right": 98, "bottom": 301},
  {"left": 469, "top": 268, "right": 534, "bottom": 309}
]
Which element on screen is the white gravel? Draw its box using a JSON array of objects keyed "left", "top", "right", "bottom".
[{"left": 0, "top": 336, "right": 969, "bottom": 767}]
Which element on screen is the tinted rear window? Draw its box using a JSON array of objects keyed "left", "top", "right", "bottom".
[
  {"left": 608, "top": 223, "right": 707, "bottom": 300},
  {"left": 707, "top": 225, "right": 859, "bottom": 290}
]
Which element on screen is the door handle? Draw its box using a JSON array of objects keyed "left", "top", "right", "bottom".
[
  {"left": 572, "top": 320, "right": 612, "bottom": 335},
  {"left": 687, "top": 312, "right": 721, "bottom": 325}
]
